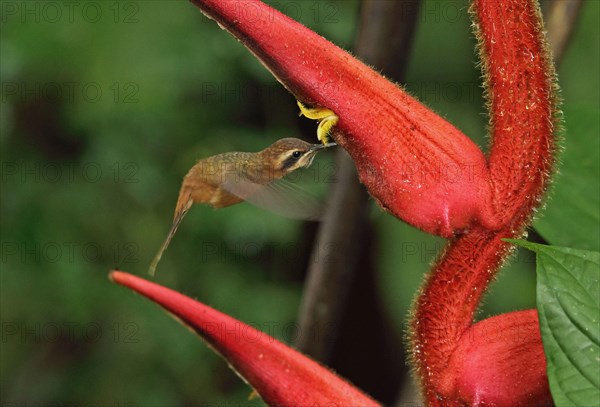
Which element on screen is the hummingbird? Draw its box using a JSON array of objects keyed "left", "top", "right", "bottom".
[{"left": 148, "top": 138, "right": 336, "bottom": 276}]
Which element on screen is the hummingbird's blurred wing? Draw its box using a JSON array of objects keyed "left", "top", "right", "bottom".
[{"left": 221, "top": 173, "right": 325, "bottom": 221}]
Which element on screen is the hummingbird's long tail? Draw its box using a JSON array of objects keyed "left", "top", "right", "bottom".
[{"left": 148, "top": 198, "right": 193, "bottom": 276}]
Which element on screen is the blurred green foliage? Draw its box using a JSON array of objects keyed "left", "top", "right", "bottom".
[
  {"left": 534, "top": 5, "right": 600, "bottom": 252},
  {"left": 1, "top": 0, "right": 598, "bottom": 405}
]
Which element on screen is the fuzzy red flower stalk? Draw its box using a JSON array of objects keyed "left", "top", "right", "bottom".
[
  {"left": 110, "top": 271, "right": 380, "bottom": 406},
  {"left": 189, "top": 0, "right": 500, "bottom": 238},
  {"left": 410, "top": 0, "right": 558, "bottom": 405}
]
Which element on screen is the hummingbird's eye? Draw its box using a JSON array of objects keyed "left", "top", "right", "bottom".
[{"left": 292, "top": 151, "right": 302, "bottom": 159}]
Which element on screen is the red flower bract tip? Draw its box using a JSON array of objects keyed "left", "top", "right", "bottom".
[{"left": 109, "top": 271, "right": 380, "bottom": 406}]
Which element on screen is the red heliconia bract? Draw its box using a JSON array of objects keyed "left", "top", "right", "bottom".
[
  {"left": 189, "top": 0, "right": 501, "bottom": 238},
  {"left": 110, "top": 271, "right": 380, "bottom": 406},
  {"left": 439, "top": 310, "right": 552, "bottom": 406}
]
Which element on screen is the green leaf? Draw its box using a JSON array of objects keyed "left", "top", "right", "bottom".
[{"left": 509, "top": 240, "right": 600, "bottom": 406}]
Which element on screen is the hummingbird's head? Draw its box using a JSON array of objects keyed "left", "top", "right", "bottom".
[{"left": 263, "top": 138, "right": 336, "bottom": 174}]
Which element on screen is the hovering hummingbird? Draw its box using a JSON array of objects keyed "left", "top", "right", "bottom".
[{"left": 148, "top": 138, "right": 336, "bottom": 276}]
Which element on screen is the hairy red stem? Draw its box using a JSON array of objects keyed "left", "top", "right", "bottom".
[{"left": 410, "top": 0, "right": 558, "bottom": 404}]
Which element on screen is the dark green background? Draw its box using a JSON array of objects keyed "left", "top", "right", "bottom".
[{"left": 1, "top": 0, "right": 598, "bottom": 405}]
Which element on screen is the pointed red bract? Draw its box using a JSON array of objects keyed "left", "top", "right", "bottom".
[
  {"left": 110, "top": 271, "right": 380, "bottom": 406},
  {"left": 189, "top": 0, "right": 499, "bottom": 237}
]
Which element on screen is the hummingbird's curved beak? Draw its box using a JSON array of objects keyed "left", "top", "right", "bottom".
[{"left": 310, "top": 142, "right": 337, "bottom": 151}]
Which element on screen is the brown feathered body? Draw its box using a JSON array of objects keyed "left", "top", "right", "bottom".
[{"left": 149, "top": 138, "right": 332, "bottom": 276}]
